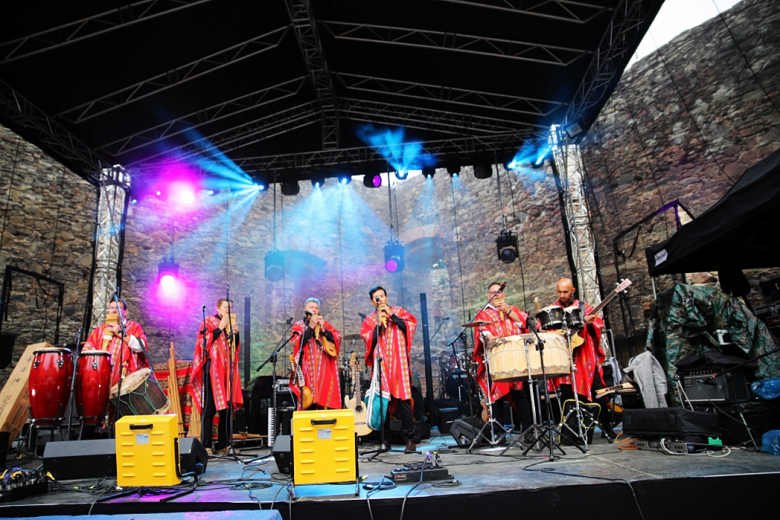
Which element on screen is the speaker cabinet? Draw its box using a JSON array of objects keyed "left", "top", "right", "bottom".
[
  {"left": 272, "top": 434, "right": 293, "bottom": 475},
  {"left": 450, "top": 417, "right": 485, "bottom": 448},
  {"left": 179, "top": 437, "right": 208, "bottom": 476},
  {"left": 43, "top": 439, "right": 117, "bottom": 480}
]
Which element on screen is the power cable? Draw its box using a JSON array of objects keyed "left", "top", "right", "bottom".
[
  {"left": 0, "top": 136, "right": 21, "bottom": 255},
  {"left": 449, "top": 178, "right": 467, "bottom": 324}
]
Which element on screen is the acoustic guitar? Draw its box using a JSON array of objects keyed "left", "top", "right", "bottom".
[
  {"left": 344, "top": 352, "right": 371, "bottom": 436},
  {"left": 289, "top": 354, "right": 314, "bottom": 410}
]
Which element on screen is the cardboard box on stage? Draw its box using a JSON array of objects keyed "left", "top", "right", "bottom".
[
  {"left": 0, "top": 342, "right": 50, "bottom": 449},
  {"left": 115, "top": 414, "right": 181, "bottom": 487}
]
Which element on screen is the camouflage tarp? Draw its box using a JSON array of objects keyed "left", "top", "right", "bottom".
[{"left": 646, "top": 284, "right": 780, "bottom": 401}]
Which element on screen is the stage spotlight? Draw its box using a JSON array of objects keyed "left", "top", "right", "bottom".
[
  {"left": 130, "top": 198, "right": 138, "bottom": 205},
  {"left": 281, "top": 181, "right": 300, "bottom": 196},
  {"left": 422, "top": 166, "right": 435, "bottom": 179},
  {"left": 264, "top": 250, "right": 285, "bottom": 282},
  {"left": 395, "top": 170, "right": 408, "bottom": 180},
  {"left": 446, "top": 163, "right": 460, "bottom": 178},
  {"left": 495, "top": 230, "right": 519, "bottom": 264},
  {"left": 158, "top": 258, "right": 179, "bottom": 286},
  {"left": 363, "top": 173, "right": 382, "bottom": 188},
  {"left": 338, "top": 173, "right": 352, "bottom": 185},
  {"left": 311, "top": 177, "right": 324, "bottom": 189},
  {"left": 383, "top": 240, "right": 405, "bottom": 273},
  {"left": 155, "top": 191, "right": 162, "bottom": 196},
  {"left": 473, "top": 160, "right": 493, "bottom": 179}
]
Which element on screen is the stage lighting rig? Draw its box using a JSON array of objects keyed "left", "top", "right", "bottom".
[
  {"left": 363, "top": 173, "right": 382, "bottom": 188},
  {"left": 264, "top": 250, "right": 285, "bottom": 282},
  {"left": 495, "top": 230, "right": 519, "bottom": 264},
  {"left": 281, "top": 181, "right": 300, "bottom": 196},
  {"left": 158, "top": 258, "right": 179, "bottom": 286},
  {"left": 422, "top": 166, "right": 435, "bottom": 179},
  {"left": 383, "top": 240, "right": 405, "bottom": 273}
]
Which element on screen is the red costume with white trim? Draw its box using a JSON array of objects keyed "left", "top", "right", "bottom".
[
  {"left": 192, "top": 315, "right": 244, "bottom": 413},
  {"left": 84, "top": 320, "right": 149, "bottom": 388},
  {"left": 290, "top": 319, "right": 342, "bottom": 410},
  {"left": 361, "top": 306, "right": 417, "bottom": 400}
]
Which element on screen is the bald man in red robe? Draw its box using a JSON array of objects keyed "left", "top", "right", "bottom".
[{"left": 361, "top": 286, "right": 418, "bottom": 453}]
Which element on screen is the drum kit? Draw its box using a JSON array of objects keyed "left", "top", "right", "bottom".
[{"left": 28, "top": 344, "right": 168, "bottom": 444}]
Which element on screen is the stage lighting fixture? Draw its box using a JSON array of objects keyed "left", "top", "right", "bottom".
[
  {"left": 130, "top": 198, "right": 138, "bottom": 205},
  {"left": 264, "top": 250, "right": 285, "bottom": 282},
  {"left": 422, "top": 166, "right": 435, "bottom": 179},
  {"left": 158, "top": 258, "right": 179, "bottom": 286},
  {"left": 446, "top": 163, "right": 460, "bottom": 177},
  {"left": 383, "top": 240, "right": 405, "bottom": 273},
  {"left": 311, "top": 177, "right": 325, "bottom": 189},
  {"left": 281, "top": 181, "right": 300, "bottom": 196},
  {"left": 338, "top": 173, "right": 352, "bottom": 185},
  {"left": 495, "top": 230, "right": 519, "bottom": 264},
  {"left": 473, "top": 160, "right": 493, "bottom": 179},
  {"left": 394, "top": 170, "right": 408, "bottom": 180},
  {"left": 363, "top": 173, "right": 382, "bottom": 188}
]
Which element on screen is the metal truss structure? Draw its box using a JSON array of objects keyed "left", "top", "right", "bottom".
[
  {"left": 0, "top": 79, "right": 106, "bottom": 185},
  {"left": 56, "top": 26, "right": 290, "bottom": 123},
  {"left": 566, "top": 0, "right": 649, "bottom": 128},
  {"left": 91, "top": 166, "right": 130, "bottom": 330},
  {"left": 443, "top": 0, "right": 611, "bottom": 22},
  {"left": 550, "top": 127, "right": 609, "bottom": 354},
  {"left": 0, "top": 0, "right": 211, "bottom": 64},
  {"left": 322, "top": 21, "right": 592, "bottom": 66},
  {"left": 285, "top": 0, "right": 340, "bottom": 149}
]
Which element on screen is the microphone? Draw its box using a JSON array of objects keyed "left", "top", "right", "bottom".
[
  {"left": 498, "top": 281, "right": 507, "bottom": 292},
  {"left": 202, "top": 305, "right": 206, "bottom": 310},
  {"left": 286, "top": 316, "right": 294, "bottom": 325},
  {"left": 358, "top": 312, "right": 367, "bottom": 319}
]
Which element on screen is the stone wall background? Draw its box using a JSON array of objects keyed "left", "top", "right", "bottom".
[
  {"left": 2, "top": 0, "right": 779, "bottom": 397},
  {"left": 579, "top": 0, "right": 780, "bottom": 359},
  {"left": 0, "top": 125, "right": 97, "bottom": 388}
]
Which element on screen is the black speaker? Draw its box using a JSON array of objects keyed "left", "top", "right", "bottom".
[
  {"left": 450, "top": 417, "right": 485, "bottom": 448},
  {"left": 272, "top": 435, "right": 294, "bottom": 474},
  {"left": 179, "top": 437, "right": 208, "bottom": 476},
  {"left": 43, "top": 439, "right": 116, "bottom": 480}
]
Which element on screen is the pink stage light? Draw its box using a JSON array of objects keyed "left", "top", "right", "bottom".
[
  {"left": 160, "top": 274, "right": 177, "bottom": 288},
  {"left": 179, "top": 190, "right": 195, "bottom": 205}
]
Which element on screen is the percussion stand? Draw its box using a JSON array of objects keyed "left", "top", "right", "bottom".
[
  {"left": 499, "top": 337, "right": 543, "bottom": 456},
  {"left": 221, "top": 284, "right": 242, "bottom": 462},
  {"left": 467, "top": 341, "right": 506, "bottom": 452},
  {"left": 557, "top": 321, "right": 590, "bottom": 451},
  {"left": 520, "top": 322, "right": 570, "bottom": 459},
  {"left": 111, "top": 292, "right": 129, "bottom": 433}
]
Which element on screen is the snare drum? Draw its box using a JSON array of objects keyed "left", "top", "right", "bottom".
[
  {"left": 29, "top": 348, "right": 73, "bottom": 425},
  {"left": 486, "top": 333, "right": 571, "bottom": 382},
  {"left": 76, "top": 350, "right": 112, "bottom": 424},
  {"left": 110, "top": 368, "right": 170, "bottom": 418},
  {"left": 564, "top": 305, "right": 584, "bottom": 330},
  {"left": 536, "top": 306, "right": 565, "bottom": 331}
]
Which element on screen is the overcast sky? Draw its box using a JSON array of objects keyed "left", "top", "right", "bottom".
[{"left": 628, "top": 0, "right": 743, "bottom": 67}]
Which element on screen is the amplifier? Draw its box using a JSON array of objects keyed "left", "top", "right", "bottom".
[
  {"left": 43, "top": 439, "right": 117, "bottom": 480},
  {"left": 755, "top": 302, "right": 780, "bottom": 334},
  {"left": 680, "top": 367, "right": 750, "bottom": 404},
  {"left": 695, "top": 401, "right": 776, "bottom": 445},
  {"left": 623, "top": 408, "right": 720, "bottom": 438}
]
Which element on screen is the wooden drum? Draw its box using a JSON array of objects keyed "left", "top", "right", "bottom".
[{"left": 486, "top": 333, "right": 571, "bottom": 382}]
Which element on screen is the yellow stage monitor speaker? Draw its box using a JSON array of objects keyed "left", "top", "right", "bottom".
[
  {"left": 115, "top": 414, "right": 181, "bottom": 487},
  {"left": 292, "top": 409, "right": 357, "bottom": 485}
]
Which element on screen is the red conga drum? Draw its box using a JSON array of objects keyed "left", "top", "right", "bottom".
[
  {"left": 76, "top": 350, "right": 111, "bottom": 424},
  {"left": 29, "top": 348, "right": 73, "bottom": 425}
]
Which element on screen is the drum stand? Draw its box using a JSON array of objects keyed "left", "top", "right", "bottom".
[
  {"left": 500, "top": 337, "right": 544, "bottom": 455},
  {"left": 556, "top": 325, "right": 609, "bottom": 451},
  {"left": 519, "top": 326, "right": 571, "bottom": 459},
  {"left": 467, "top": 352, "right": 506, "bottom": 452}
]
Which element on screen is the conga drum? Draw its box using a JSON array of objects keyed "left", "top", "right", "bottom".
[
  {"left": 75, "top": 350, "right": 112, "bottom": 424},
  {"left": 29, "top": 348, "right": 73, "bottom": 425},
  {"left": 110, "top": 368, "right": 170, "bottom": 418},
  {"left": 486, "top": 333, "right": 571, "bottom": 381}
]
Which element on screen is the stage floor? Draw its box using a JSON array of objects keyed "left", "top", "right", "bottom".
[{"left": 4, "top": 427, "right": 780, "bottom": 519}]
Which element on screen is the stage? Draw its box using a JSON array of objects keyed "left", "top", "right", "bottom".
[{"left": 3, "top": 427, "right": 780, "bottom": 520}]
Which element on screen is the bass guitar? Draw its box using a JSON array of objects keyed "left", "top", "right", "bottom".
[
  {"left": 289, "top": 353, "right": 314, "bottom": 410},
  {"left": 344, "top": 352, "right": 371, "bottom": 436},
  {"left": 570, "top": 279, "right": 632, "bottom": 348}
]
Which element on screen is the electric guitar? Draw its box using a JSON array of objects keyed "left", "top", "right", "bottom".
[
  {"left": 570, "top": 279, "right": 632, "bottom": 348},
  {"left": 344, "top": 352, "right": 371, "bottom": 436}
]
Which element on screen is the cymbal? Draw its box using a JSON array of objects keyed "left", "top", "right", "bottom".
[
  {"left": 461, "top": 321, "right": 496, "bottom": 328},
  {"left": 343, "top": 333, "right": 363, "bottom": 341}
]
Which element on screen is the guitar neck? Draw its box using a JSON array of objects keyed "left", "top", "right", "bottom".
[{"left": 591, "top": 284, "right": 627, "bottom": 314}]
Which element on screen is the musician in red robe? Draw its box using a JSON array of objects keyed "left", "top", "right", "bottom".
[
  {"left": 83, "top": 299, "right": 149, "bottom": 389},
  {"left": 547, "top": 278, "right": 612, "bottom": 438},
  {"left": 473, "top": 282, "right": 532, "bottom": 432},
  {"left": 290, "top": 298, "right": 342, "bottom": 410},
  {"left": 192, "top": 298, "right": 244, "bottom": 454},
  {"left": 361, "top": 286, "right": 418, "bottom": 453}
]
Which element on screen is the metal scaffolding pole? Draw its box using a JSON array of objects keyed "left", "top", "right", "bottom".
[
  {"left": 90, "top": 166, "right": 130, "bottom": 330},
  {"left": 550, "top": 127, "right": 609, "bottom": 356}
]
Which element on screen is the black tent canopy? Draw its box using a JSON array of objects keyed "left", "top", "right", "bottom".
[{"left": 646, "top": 148, "right": 780, "bottom": 276}]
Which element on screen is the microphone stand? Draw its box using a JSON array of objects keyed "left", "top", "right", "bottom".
[
  {"left": 221, "top": 284, "right": 241, "bottom": 461},
  {"left": 199, "top": 305, "right": 211, "bottom": 446},
  {"left": 243, "top": 329, "right": 299, "bottom": 464},
  {"left": 63, "top": 327, "right": 83, "bottom": 440},
  {"left": 111, "top": 293, "right": 129, "bottom": 430}
]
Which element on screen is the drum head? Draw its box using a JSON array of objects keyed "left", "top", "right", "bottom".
[{"left": 110, "top": 367, "right": 151, "bottom": 398}]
